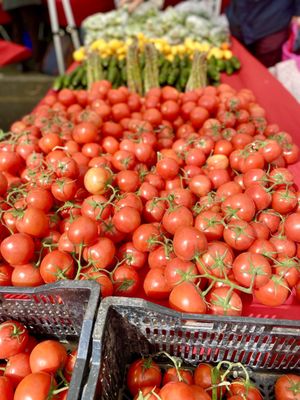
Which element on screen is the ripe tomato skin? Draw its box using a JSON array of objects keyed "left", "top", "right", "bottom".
[
  {"left": 0, "top": 233, "right": 35, "bottom": 266},
  {"left": 143, "top": 268, "right": 172, "bottom": 300},
  {"left": 14, "top": 372, "right": 56, "bottom": 400},
  {"left": 284, "top": 213, "right": 300, "bottom": 242},
  {"left": 67, "top": 216, "right": 98, "bottom": 246},
  {"left": 227, "top": 379, "right": 263, "bottom": 400},
  {"left": 84, "top": 167, "right": 111, "bottom": 195},
  {"left": 160, "top": 381, "right": 211, "bottom": 400},
  {"left": 163, "top": 367, "right": 194, "bottom": 386},
  {"left": 40, "top": 250, "right": 75, "bottom": 283},
  {"left": 113, "top": 265, "right": 139, "bottom": 296},
  {"left": 223, "top": 220, "right": 255, "bottom": 251},
  {"left": 127, "top": 358, "right": 162, "bottom": 396},
  {"left": 11, "top": 264, "right": 44, "bottom": 287},
  {"left": 275, "top": 374, "right": 300, "bottom": 400},
  {"left": 132, "top": 224, "right": 161, "bottom": 252},
  {"left": 169, "top": 282, "right": 207, "bottom": 314},
  {"left": 83, "top": 237, "right": 115, "bottom": 269},
  {"left": 173, "top": 226, "right": 207, "bottom": 261},
  {"left": 29, "top": 340, "right": 67, "bottom": 374},
  {"left": 112, "top": 206, "right": 141, "bottom": 234},
  {"left": 0, "top": 264, "right": 13, "bottom": 286},
  {"left": 0, "top": 320, "right": 29, "bottom": 359},
  {"left": 162, "top": 206, "right": 194, "bottom": 235},
  {"left": 254, "top": 275, "right": 290, "bottom": 306},
  {"left": 232, "top": 252, "right": 272, "bottom": 289},
  {"left": 165, "top": 258, "right": 198, "bottom": 287},
  {"left": 16, "top": 207, "right": 49, "bottom": 238},
  {"left": 4, "top": 352, "right": 31, "bottom": 388},
  {"left": 0, "top": 376, "right": 14, "bottom": 400},
  {"left": 207, "top": 287, "right": 243, "bottom": 316}
]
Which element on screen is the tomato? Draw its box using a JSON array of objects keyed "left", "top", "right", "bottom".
[
  {"left": 113, "top": 265, "right": 139, "bottom": 296},
  {"left": 169, "top": 282, "right": 207, "bottom": 314},
  {"left": 165, "top": 257, "right": 198, "bottom": 287},
  {"left": 83, "top": 237, "right": 115, "bottom": 269},
  {"left": 254, "top": 275, "right": 290, "bottom": 306},
  {"left": 227, "top": 379, "right": 263, "bottom": 400},
  {"left": 12, "top": 263, "right": 44, "bottom": 287},
  {"left": 160, "top": 381, "right": 211, "bottom": 400},
  {"left": 284, "top": 213, "right": 300, "bottom": 242},
  {"left": 197, "top": 241, "right": 233, "bottom": 279},
  {"left": 72, "top": 121, "right": 99, "bottom": 144},
  {"left": 127, "top": 358, "right": 162, "bottom": 396},
  {"left": 67, "top": 216, "right": 98, "bottom": 246},
  {"left": 143, "top": 267, "right": 172, "bottom": 300},
  {"left": 221, "top": 193, "right": 256, "bottom": 222},
  {"left": 189, "top": 175, "right": 212, "bottom": 197},
  {"left": 112, "top": 206, "right": 141, "bottom": 234},
  {"left": 148, "top": 245, "right": 175, "bottom": 269},
  {"left": 14, "top": 372, "right": 56, "bottom": 400},
  {"left": 194, "top": 363, "right": 224, "bottom": 398},
  {"left": 223, "top": 220, "right": 255, "bottom": 251},
  {"left": 0, "top": 376, "right": 14, "bottom": 400},
  {"left": 84, "top": 167, "right": 111, "bottom": 195},
  {"left": 63, "top": 349, "right": 77, "bottom": 381},
  {"left": 29, "top": 340, "right": 67, "bottom": 373},
  {"left": 0, "top": 233, "right": 35, "bottom": 265},
  {"left": 275, "top": 374, "right": 300, "bottom": 400},
  {"left": 4, "top": 352, "right": 31, "bottom": 387},
  {"left": 207, "top": 287, "right": 242, "bottom": 316},
  {"left": 16, "top": 207, "right": 49, "bottom": 238},
  {"left": 195, "top": 211, "right": 224, "bottom": 241},
  {"left": 40, "top": 250, "right": 75, "bottom": 283},
  {"left": 0, "top": 320, "right": 29, "bottom": 358},
  {"left": 173, "top": 226, "right": 207, "bottom": 261},
  {"left": 233, "top": 252, "right": 272, "bottom": 289},
  {"left": 0, "top": 264, "right": 13, "bottom": 286},
  {"left": 162, "top": 367, "right": 194, "bottom": 386},
  {"left": 51, "top": 178, "right": 77, "bottom": 202}
]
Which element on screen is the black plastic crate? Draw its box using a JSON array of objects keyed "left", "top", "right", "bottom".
[
  {"left": 83, "top": 297, "right": 300, "bottom": 400},
  {"left": 0, "top": 280, "right": 100, "bottom": 400}
]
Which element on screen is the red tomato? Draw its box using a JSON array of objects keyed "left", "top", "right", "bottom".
[
  {"left": 143, "top": 268, "right": 172, "bottom": 300},
  {"left": 30, "top": 340, "right": 67, "bottom": 373},
  {"left": 14, "top": 372, "right": 56, "bottom": 400},
  {"left": 127, "top": 358, "right": 162, "bottom": 396},
  {"left": 254, "top": 275, "right": 290, "bottom": 306},
  {"left": 40, "top": 250, "right": 75, "bottom": 283},
  {"left": 4, "top": 352, "right": 31, "bottom": 388},
  {"left": 0, "top": 320, "right": 29, "bottom": 358},
  {"left": 169, "top": 282, "right": 207, "bottom": 314},
  {"left": 0, "top": 376, "right": 14, "bottom": 400},
  {"left": 233, "top": 252, "right": 272, "bottom": 289},
  {"left": 0, "top": 233, "right": 35, "bottom": 265},
  {"left": 207, "top": 287, "right": 243, "bottom": 316},
  {"left": 227, "top": 379, "right": 263, "bottom": 400},
  {"left": 173, "top": 226, "right": 207, "bottom": 261},
  {"left": 275, "top": 374, "right": 300, "bottom": 400},
  {"left": 113, "top": 265, "right": 139, "bottom": 296},
  {"left": 284, "top": 213, "right": 300, "bottom": 242}
]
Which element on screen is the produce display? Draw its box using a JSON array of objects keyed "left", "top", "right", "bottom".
[
  {"left": 125, "top": 354, "right": 300, "bottom": 399},
  {"left": 82, "top": 5, "right": 229, "bottom": 46},
  {"left": 0, "top": 81, "right": 299, "bottom": 318},
  {"left": 57, "top": 38, "right": 240, "bottom": 91},
  {"left": 0, "top": 319, "right": 76, "bottom": 400}
]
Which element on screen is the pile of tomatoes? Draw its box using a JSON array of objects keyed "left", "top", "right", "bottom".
[
  {"left": 0, "top": 80, "right": 300, "bottom": 315},
  {"left": 0, "top": 319, "right": 76, "bottom": 400},
  {"left": 126, "top": 354, "right": 300, "bottom": 400}
]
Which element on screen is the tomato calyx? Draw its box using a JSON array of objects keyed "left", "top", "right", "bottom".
[
  {"left": 0, "top": 322, "right": 26, "bottom": 343},
  {"left": 286, "top": 376, "right": 300, "bottom": 395}
]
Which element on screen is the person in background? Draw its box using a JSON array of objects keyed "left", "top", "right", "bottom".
[
  {"left": 1, "top": 0, "right": 44, "bottom": 70},
  {"left": 226, "top": 0, "right": 300, "bottom": 67}
]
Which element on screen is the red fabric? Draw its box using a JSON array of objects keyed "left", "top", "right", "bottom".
[
  {"left": 0, "top": 5, "right": 11, "bottom": 25},
  {"left": 223, "top": 37, "right": 300, "bottom": 186},
  {"left": 0, "top": 40, "right": 31, "bottom": 66}
]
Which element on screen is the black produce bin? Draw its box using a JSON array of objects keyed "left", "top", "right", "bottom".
[
  {"left": 0, "top": 280, "right": 100, "bottom": 400},
  {"left": 83, "top": 297, "right": 300, "bottom": 400}
]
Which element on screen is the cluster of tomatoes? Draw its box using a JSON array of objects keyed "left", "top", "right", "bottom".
[
  {"left": 0, "top": 319, "right": 76, "bottom": 400},
  {"left": 0, "top": 80, "right": 300, "bottom": 315},
  {"left": 126, "top": 354, "right": 300, "bottom": 400}
]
